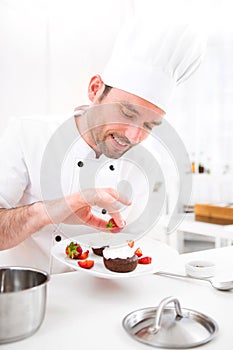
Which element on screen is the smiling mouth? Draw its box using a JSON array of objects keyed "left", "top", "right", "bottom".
[{"left": 111, "top": 134, "right": 130, "bottom": 149}]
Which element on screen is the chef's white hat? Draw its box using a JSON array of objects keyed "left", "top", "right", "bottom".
[{"left": 102, "top": 17, "right": 206, "bottom": 112}]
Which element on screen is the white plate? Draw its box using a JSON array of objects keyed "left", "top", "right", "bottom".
[{"left": 51, "top": 233, "right": 178, "bottom": 279}]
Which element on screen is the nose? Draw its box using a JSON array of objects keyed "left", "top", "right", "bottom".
[{"left": 125, "top": 125, "right": 145, "bottom": 144}]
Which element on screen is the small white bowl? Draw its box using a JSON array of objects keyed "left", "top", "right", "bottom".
[{"left": 185, "top": 260, "right": 216, "bottom": 278}]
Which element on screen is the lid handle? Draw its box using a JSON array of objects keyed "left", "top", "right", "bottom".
[{"left": 148, "top": 296, "right": 183, "bottom": 334}]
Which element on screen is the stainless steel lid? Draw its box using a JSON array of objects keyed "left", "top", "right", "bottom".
[{"left": 122, "top": 296, "right": 218, "bottom": 349}]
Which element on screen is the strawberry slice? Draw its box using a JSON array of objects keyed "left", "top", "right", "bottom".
[
  {"left": 138, "top": 256, "right": 152, "bottom": 264},
  {"left": 106, "top": 218, "right": 124, "bottom": 233},
  {"left": 127, "top": 240, "right": 135, "bottom": 248},
  {"left": 65, "top": 242, "right": 82, "bottom": 259},
  {"left": 134, "top": 247, "right": 143, "bottom": 257},
  {"left": 78, "top": 260, "right": 94, "bottom": 269},
  {"left": 78, "top": 250, "right": 89, "bottom": 260}
]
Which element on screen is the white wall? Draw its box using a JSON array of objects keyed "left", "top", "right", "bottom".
[
  {"left": 0, "top": 1, "right": 48, "bottom": 131},
  {"left": 0, "top": 0, "right": 134, "bottom": 133}
]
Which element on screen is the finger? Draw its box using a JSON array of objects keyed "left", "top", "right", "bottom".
[
  {"left": 82, "top": 189, "right": 129, "bottom": 227},
  {"left": 108, "top": 212, "right": 126, "bottom": 228},
  {"left": 101, "top": 201, "right": 127, "bottom": 217},
  {"left": 84, "top": 212, "right": 110, "bottom": 230},
  {"left": 94, "top": 194, "right": 129, "bottom": 219},
  {"left": 97, "top": 188, "right": 131, "bottom": 206},
  {"left": 77, "top": 208, "right": 125, "bottom": 232},
  {"left": 78, "top": 188, "right": 127, "bottom": 207}
]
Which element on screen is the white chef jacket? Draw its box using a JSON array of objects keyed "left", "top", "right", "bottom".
[{"left": 0, "top": 113, "right": 165, "bottom": 273}]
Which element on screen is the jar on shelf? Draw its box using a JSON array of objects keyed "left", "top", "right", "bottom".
[
  {"left": 198, "top": 163, "right": 205, "bottom": 173},
  {"left": 191, "top": 152, "right": 196, "bottom": 173}
]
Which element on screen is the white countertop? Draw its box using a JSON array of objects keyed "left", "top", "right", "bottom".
[{"left": 2, "top": 245, "right": 233, "bottom": 350}]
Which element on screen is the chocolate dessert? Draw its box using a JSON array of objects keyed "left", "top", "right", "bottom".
[
  {"left": 91, "top": 246, "right": 109, "bottom": 257},
  {"left": 103, "top": 255, "right": 138, "bottom": 273},
  {"left": 103, "top": 246, "right": 138, "bottom": 273}
]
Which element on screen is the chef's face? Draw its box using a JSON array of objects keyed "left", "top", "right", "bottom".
[{"left": 83, "top": 75, "right": 165, "bottom": 159}]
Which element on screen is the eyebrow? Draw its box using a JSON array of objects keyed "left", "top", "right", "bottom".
[{"left": 151, "top": 120, "right": 162, "bottom": 126}]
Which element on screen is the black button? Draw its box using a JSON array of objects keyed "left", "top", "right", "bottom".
[
  {"left": 109, "top": 165, "right": 115, "bottom": 171},
  {"left": 77, "top": 161, "right": 84, "bottom": 167},
  {"left": 55, "top": 235, "right": 62, "bottom": 242},
  {"left": 102, "top": 209, "right": 107, "bottom": 215}
]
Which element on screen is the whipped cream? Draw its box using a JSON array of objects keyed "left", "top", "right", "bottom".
[{"left": 103, "top": 246, "right": 135, "bottom": 260}]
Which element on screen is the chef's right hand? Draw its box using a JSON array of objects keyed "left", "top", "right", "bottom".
[{"left": 43, "top": 188, "right": 131, "bottom": 231}]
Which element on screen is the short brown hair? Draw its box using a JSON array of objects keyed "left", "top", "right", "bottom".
[{"left": 99, "top": 84, "right": 112, "bottom": 102}]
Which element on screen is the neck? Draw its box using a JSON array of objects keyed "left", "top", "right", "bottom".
[{"left": 74, "top": 108, "right": 102, "bottom": 158}]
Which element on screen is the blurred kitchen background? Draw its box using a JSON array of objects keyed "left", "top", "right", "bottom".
[{"left": 0, "top": 0, "right": 233, "bottom": 253}]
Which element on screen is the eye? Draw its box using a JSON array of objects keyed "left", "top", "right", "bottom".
[
  {"left": 121, "top": 108, "right": 135, "bottom": 120},
  {"left": 122, "top": 111, "right": 134, "bottom": 119}
]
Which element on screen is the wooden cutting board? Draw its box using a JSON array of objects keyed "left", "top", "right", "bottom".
[{"left": 194, "top": 204, "right": 233, "bottom": 225}]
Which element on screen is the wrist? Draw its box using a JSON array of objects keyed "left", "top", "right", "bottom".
[{"left": 29, "top": 201, "right": 52, "bottom": 227}]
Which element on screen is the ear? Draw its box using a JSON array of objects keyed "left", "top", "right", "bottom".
[{"left": 88, "top": 75, "right": 105, "bottom": 102}]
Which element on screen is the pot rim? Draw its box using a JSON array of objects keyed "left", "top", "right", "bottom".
[{"left": 0, "top": 266, "right": 50, "bottom": 295}]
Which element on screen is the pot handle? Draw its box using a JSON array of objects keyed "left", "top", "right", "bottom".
[{"left": 148, "top": 296, "right": 183, "bottom": 334}]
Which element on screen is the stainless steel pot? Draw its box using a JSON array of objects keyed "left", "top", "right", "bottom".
[{"left": 0, "top": 266, "right": 50, "bottom": 344}]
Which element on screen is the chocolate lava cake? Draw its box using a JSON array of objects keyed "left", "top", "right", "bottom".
[{"left": 103, "top": 246, "right": 138, "bottom": 273}]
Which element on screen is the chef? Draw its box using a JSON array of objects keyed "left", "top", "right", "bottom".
[{"left": 0, "top": 18, "right": 206, "bottom": 273}]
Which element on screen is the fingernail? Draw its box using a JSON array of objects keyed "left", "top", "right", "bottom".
[{"left": 119, "top": 220, "right": 126, "bottom": 227}]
